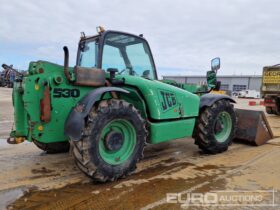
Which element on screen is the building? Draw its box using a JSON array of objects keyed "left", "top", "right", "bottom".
[{"left": 162, "top": 75, "right": 262, "bottom": 94}]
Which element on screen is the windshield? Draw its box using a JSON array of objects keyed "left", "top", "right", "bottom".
[
  {"left": 102, "top": 33, "right": 156, "bottom": 79},
  {"left": 78, "top": 38, "right": 98, "bottom": 68}
]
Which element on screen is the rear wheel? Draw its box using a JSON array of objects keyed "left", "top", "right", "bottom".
[
  {"left": 194, "top": 100, "right": 236, "bottom": 154},
  {"left": 71, "top": 99, "right": 147, "bottom": 182},
  {"left": 33, "top": 140, "right": 70, "bottom": 154}
]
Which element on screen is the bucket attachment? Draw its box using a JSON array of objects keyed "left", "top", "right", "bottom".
[{"left": 234, "top": 109, "right": 273, "bottom": 146}]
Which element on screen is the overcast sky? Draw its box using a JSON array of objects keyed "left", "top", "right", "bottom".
[{"left": 1, "top": 0, "right": 280, "bottom": 78}]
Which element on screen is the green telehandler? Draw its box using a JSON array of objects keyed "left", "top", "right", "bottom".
[{"left": 7, "top": 27, "right": 273, "bottom": 182}]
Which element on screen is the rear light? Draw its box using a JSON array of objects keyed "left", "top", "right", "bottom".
[
  {"left": 264, "top": 98, "right": 276, "bottom": 107},
  {"left": 264, "top": 98, "right": 274, "bottom": 103},
  {"left": 40, "top": 85, "right": 51, "bottom": 123}
]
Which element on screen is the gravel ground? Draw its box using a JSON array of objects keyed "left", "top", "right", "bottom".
[{"left": 0, "top": 87, "right": 279, "bottom": 210}]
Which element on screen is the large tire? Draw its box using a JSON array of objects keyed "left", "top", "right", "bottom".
[
  {"left": 194, "top": 99, "right": 237, "bottom": 154},
  {"left": 71, "top": 99, "right": 147, "bottom": 182},
  {"left": 33, "top": 140, "right": 70, "bottom": 154}
]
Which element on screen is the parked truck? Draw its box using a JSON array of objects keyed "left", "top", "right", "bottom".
[{"left": 262, "top": 64, "right": 280, "bottom": 115}]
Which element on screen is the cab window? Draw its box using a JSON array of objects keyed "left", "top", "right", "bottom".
[
  {"left": 102, "top": 45, "right": 126, "bottom": 70},
  {"left": 78, "top": 39, "right": 98, "bottom": 68},
  {"left": 102, "top": 33, "right": 156, "bottom": 79}
]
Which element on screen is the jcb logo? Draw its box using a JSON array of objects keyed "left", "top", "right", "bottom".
[{"left": 159, "top": 90, "right": 177, "bottom": 111}]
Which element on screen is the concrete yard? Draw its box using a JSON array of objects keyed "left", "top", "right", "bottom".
[{"left": 0, "top": 87, "right": 280, "bottom": 209}]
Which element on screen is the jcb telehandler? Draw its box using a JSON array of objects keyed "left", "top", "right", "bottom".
[{"left": 7, "top": 28, "right": 273, "bottom": 182}]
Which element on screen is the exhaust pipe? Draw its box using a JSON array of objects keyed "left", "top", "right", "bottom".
[{"left": 63, "top": 46, "right": 72, "bottom": 81}]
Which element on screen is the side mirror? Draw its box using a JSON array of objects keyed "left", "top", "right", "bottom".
[{"left": 211, "top": 57, "right": 220, "bottom": 71}]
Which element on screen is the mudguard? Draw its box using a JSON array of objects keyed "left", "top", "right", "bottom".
[
  {"left": 199, "top": 93, "right": 235, "bottom": 109},
  {"left": 64, "top": 87, "right": 129, "bottom": 141}
]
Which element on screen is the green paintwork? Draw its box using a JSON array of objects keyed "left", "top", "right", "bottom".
[
  {"left": 206, "top": 70, "right": 217, "bottom": 89},
  {"left": 214, "top": 111, "right": 232, "bottom": 143},
  {"left": 119, "top": 75, "right": 200, "bottom": 120},
  {"left": 11, "top": 60, "right": 200, "bottom": 145},
  {"left": 12, "top": 61, "right": 96, "bottom": 143},
  {"left": 99, "top": 119, "right": 136, "bottom": 165},
  {"left": 119, "top": 87, "right": 148, "bottom": 119},
  {"left": 161, "top": 79, "right": 208, "bottom": 94},
  {"left": 13, "top": 81, "right": 28, "bottom": 137},
  {"left": 148, "top": 118, "right": 196, "bottom": 144},
  {"left": 10, "top": 30, "right": 212, "bottom": 146}
]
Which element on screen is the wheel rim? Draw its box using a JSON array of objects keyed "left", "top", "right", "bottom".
[
  {"left": 99, "top": 119, "right": 136, "bottom": 165},
  {"left": 214, "top": 111, "right": 232, "bottom": 143}
]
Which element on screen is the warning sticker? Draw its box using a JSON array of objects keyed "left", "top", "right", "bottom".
[{"left": 263, "top": 71, "right": 280, "bottom": 84}]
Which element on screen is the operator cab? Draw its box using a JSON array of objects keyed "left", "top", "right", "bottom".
[{"left": 77, "top": 31, "right": 157, "bottom": 80}]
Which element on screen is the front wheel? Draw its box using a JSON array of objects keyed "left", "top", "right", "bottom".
[{"left": 194, "top": 100, "right": 237, "bottom": 154}]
